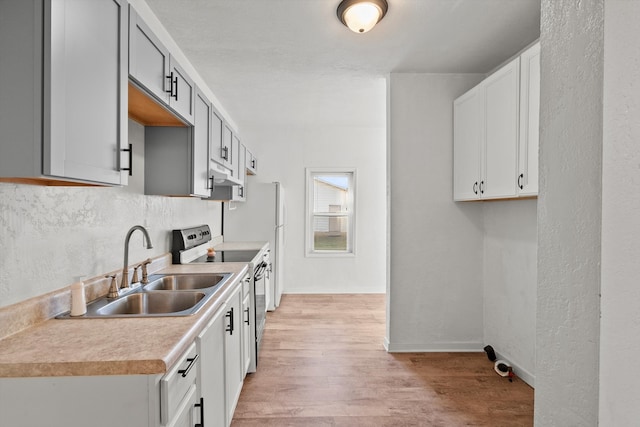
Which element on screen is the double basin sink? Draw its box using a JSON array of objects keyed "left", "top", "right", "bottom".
[{"left": 59, "top": 273, "right": 232, "bottom": 319}]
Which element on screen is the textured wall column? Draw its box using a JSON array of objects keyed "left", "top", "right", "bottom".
[
  {"left": 599, "top": 1, "right": 640, "bottom": 424},
  {"left": 536, "top": 1, "right": 603, "bottom": 425}
]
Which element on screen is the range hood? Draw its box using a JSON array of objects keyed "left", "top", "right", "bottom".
[{"left": 210, "top": 162, "right": 242, "bottom": 186}]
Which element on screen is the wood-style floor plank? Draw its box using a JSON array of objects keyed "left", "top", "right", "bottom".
[{"left": 232, "top": 294, "right": 534, "bottom": 426}]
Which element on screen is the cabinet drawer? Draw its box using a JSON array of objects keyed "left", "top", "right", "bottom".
[{"left": 161, "top": 342, "right": 199, "bottom": 425}]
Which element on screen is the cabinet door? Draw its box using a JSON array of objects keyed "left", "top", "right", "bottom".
[
  {"left": 129, "top": 6, "right": 170, "bottom": 103},
  {"left": 453, "top": 85, "right": 482, "bottom": 201},
  {"left": 483, "top": 57, "right": 519, "bottom": 199},
  {"left": 232, "top": 140, "right": 247, "bottom": 201},
  {"left": 221, "top": 123, "right": 233, "bottom": 169},
  {"left": 245, "top": 147, "right": 257, "bottom": 175},
  {"left": 224, "top": 286, "right": 244, "bottom": 425},
  {"left": 197, "top": 307, "right": 226, "bottom": 427},
  {"left": 193, "top": 88, "right": 212, "bottom": 197},
  {"left": 46, "top": 0, "right": 128, "bottom": 185},
  {"left": 242, "top": 291, "right": 251, "bottom": 376},
  {"left": 169, "top": 59, "right": 195, "bottom": 124},
  {"left": 518, "top": 42, "right": 540, "bottom": 196},
  {"left": 210, "top": 110, "right": 225, "bottom": 166}
]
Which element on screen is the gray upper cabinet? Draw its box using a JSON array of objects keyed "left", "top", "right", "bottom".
[
  {"left": 193, "top": 89, "right": 213, "bottom": 197},
  {"left": 144, "top": 88, "right": 211, "bottom": 197},
  {"left": 129, "top": 6, "right": 169, "bottom": 105},
  {"left": 0, "top": 0, "right": 128, "bottom": 186},
  {"left": 245, "top": 146, "right": 258, "bottom": 176},
  {"left": 129, "top": 6, "right": 194, "bottom": 124},
  {"left": 210, "top": 110, "right": 225, "bottom": 166}
]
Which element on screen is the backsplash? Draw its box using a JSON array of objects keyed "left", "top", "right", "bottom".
[{"left": 0, "top": 120, "right": 222, "bottom": 309}]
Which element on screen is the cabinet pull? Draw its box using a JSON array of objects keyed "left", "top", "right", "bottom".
[
  {"left": 518, "top": 173, "right": 524, "bottom": 190},
  {"left": 480, "top": 180, "right": 485, "bottom": 194},
  {"left": 172, "top": 75, "right": 178, "bottom": 101},
  {"left": 120, "top": 143, "right": 133, "bottom": 176},
  {"left": 473, "top": 181, "right": 478, "bottom": 195},
  {"left": 226, "top": 307, "right": 234, "bottom": 335},
  {"left": 251, "top": 159, "right": 256, "bottom": 169},
  {"left": 194, "top": 397, "right": 204, "bottom": 427},
  {"left": 165, "top": 72, "right": 174, "bottom": 96},
  {"left": 178, "top": 354, "right": 199, "bottom": 378},
  {"left": 244, "top": 306, "right": 250, "bottom": 325},
  {"left": 239, "top": 186, "right": 244, "bottom": 197},
  {"left": 207, "top": 176, "right": 214, "bottom": 190},
  {"left": 222, "top": 146, "right": 229, "bottom": 161}
]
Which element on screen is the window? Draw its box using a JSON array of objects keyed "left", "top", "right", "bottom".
[{"left": 305, "top": 168, "right": 356, "bottom": 256}]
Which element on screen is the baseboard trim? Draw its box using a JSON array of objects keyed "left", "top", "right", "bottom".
[{"left": 385, "top": 341, "right": 484, "bottom": 353}]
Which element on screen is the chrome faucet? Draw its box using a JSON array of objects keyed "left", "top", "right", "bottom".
[{"left": 121, "top": 226, "right": 153, "bottom": 289}]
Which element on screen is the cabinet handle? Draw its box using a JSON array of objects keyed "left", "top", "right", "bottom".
[
  {"left": 222, "top": 146, "right": 229, "bottom": 161},
  {"left": 172, "top": 75, "right": 178, "bottom": 101},
  {"left": 480, "top": 180, "right": 484, "bottom": 194},
  {"left": 518, "top": 173, "right": 524, "bottom": 190},
  {"left": 120, "top": 143, "right": 133, "bottom": 176},
  {"left": 178, "top": 354, "right": 199, "bottom": 378},
  {"left": 239, "top": 186, "right": 244, "bottom": 197},
  {"left": 244, "top": 306, "right": 250, "bottom": 325},
  {"left": 194, "top": 397, "right": 204, "bottom": 427},
  {"left": 226, "top": 307, "right": 234, "bottom": 335},
  {"left": 251, "top": 159, "right": 256, "bottom": 169},
  {"left": 207, "top": 176, "right": 214, "bottom": 190},
  {"left": 165, "top": 72, "right": 174, "bottom": 96},
  {"left": 473, "top": 182, "right": 478, "bottom": 195}
]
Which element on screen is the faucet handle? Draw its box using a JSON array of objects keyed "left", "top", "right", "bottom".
[
  {"left": 105, "top": 275, "right": 119, "bottom": 298},
  {"left": 140, "top": 258, "right": 152, "bottom": 284},
  {"left": 131, "top": 265, "right": 140, "bottom": 284}
]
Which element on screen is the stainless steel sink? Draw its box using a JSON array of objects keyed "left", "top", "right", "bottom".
[
  {"left": 95, "top": 291, "right": 206, "bottom": 316},
  {"left": 57, "top": 272, "right": 233, "bottom": 319},
  {"left": 144, "top": 273, "right": 231, "bottom": 291}
]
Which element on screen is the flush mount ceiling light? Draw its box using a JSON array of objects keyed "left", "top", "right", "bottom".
[{"left": 337, "top": 0, "right": 388, "bottom": 34}]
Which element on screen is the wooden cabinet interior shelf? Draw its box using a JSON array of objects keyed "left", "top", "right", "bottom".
[{"left": 128, "top": 82, "right": 186, "bottom": 127}]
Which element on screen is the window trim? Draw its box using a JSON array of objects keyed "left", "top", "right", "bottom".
[{"left": 305, "top": 168, "right": 356, "bottom": 257}]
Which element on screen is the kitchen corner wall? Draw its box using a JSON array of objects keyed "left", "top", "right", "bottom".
[
  {"left": 483, "top": 199, "right": 537, "bottom": 385},
  {"left": 387, "top": 73, "right": 485, "bottom": 352},
  {"left": 0, "top": 120, "right": 222, "bottom": 309}
]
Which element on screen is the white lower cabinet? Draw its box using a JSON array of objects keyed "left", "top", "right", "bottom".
[
  {"left": 242, "top": 288, "right": 252, "bottom": 376},
  {"left": 198, "top": 305, "right": 227, "bottom": 427},
  {"left": 224, "top": 283, "right": 244, "bottom": 425}
]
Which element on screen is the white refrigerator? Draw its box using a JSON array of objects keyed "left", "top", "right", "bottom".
[{"left": 223, "top": 181, "right": 284, "bottom": 310}]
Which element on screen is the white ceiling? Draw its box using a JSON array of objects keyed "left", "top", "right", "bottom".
[{"left": 145, "top": 0, "right": 540, "bottom": 129}]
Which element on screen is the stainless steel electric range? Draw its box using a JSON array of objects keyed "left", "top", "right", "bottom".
[{"left": 171, "top": 225, "right": 266, "bottom": 373}]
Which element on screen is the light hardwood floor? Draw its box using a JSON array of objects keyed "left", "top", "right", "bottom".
[{"left": 232, "top": 294, "right": 534, "bottom": 426}]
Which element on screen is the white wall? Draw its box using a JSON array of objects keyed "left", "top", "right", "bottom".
[
  {"left": 536, "top": 1, "right": 603, "bottom": 425},
  {"left": 0, "top": 120, "right": 222, "bottom": 309},
  {"left": 599, "top": 1, "right": 640, "bottom": 424},
  {"left": 483, "top": 200, "right": 537, "bottom": 385},
  {"left": 387, "top": 73, "right": 485, "bottom": 351},
  {"left": 241, "top": 119, "right": 387, "bottom": 294}
]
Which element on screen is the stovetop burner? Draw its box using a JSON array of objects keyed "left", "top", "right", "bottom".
[{"left": 190, "top": 250, "right": 260, "bottom": 263}]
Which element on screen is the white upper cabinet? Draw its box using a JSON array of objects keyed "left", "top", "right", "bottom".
[
  {"left": 483, "top": 57, "right": 520, "bottom": 199},
  {"left": 129, "top": 6, "right": 194, "bottom": 124},
  {"left": 453, "top": 86, "right": 483, "bottom": 201},
  {"left": 518, "top": 42, "right": 540, "bottom": 196},
  {"left": 0, "top": 0, "right": 128, "bottom": 186},
  {"left": 192, "top": 88, "right": 213, "bottom": 197},
  {"left": 454, "top": 42, "right": 539, "bottom": 201}
]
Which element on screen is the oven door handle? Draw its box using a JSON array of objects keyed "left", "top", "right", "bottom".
[{"left": 254, "top": 261, "right": 267, "bottom": 280}]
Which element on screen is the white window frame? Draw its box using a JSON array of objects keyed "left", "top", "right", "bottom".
[{"left": 305, "top": 168, "right": 356, "bottom": 257}]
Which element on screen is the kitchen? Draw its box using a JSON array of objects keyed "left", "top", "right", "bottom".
[{"left": 0, "top": 0, "right": 639, "bottom": 426}]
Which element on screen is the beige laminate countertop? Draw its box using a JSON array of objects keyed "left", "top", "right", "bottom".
[{"left": 0, "top": 263, "right": 249, "bottom": 378}]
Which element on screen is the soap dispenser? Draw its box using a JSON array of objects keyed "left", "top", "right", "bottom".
[{"left": 69, "top": 276, "right": 87, "bottom": 316}]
